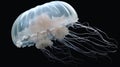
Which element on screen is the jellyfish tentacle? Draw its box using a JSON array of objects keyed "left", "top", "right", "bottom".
[
  {"left": 65, "top": 37, "right": 92, "bottom": 52},
  {"left": 94, "top": 27, "right": 118, "bottom": 46},
  {"left": 61, "top": 39, "right": 98, "bottom": 58},
  {"left": 74, "top": 22, "right": 116, "bottom": 45},
  {"left": 69, "top": 30, "right": 97, "bottom": 36},
  {"left": 52, "top": 45, "right": 80, "bottom": 64},
  {"left": 41, "top": 48, "right": 65, "bottom": 63},
  {"left": 44, "top": 41, "right": 80, "bottom": 64},
  {"left": 65, "top": 37, "right": 108, "bottom": 55},
  {"left": 69, "top": 29, "right": 117, "bottom": 53},
  {"left": 72, "top": 23, "right": 117, "bottom": 49},
  {"left": 82, "top": 36, "right": 117, "bottom": 53},
  {"left": 65, "top": 36, "right": 109, "bottom": 56},
  {"left": 63, "top": 38, "right": 114, "bottom": 62},
  {"left": 69, "top": 31, "right": 114, "bottom": 48}
]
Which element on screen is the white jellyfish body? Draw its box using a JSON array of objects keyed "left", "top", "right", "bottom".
[
  {"left": 11, "top": 1, "right": 78, "bottom": 48},
  {"left": 11, "top": 1, "right": 117, "bottom": 64}
]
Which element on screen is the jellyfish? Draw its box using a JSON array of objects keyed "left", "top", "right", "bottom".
[{"left": 11, "top": 1, "right": 118, "bottom": 64}]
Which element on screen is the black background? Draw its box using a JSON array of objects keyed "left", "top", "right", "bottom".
[{"left": 1, "top": 0, "right": 120, "bottom": 66}]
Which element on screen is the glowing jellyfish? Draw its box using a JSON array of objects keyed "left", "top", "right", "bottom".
[{"left": 11, "top": 1, "right": 118, "bottom": 63}]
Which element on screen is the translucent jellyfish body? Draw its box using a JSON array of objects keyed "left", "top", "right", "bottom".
[
  {"left": 11, "top": 1, "right": 118, "bottom": 63},
  {"left": 11, "top": 1, "right": 78, "bottom": 48}
]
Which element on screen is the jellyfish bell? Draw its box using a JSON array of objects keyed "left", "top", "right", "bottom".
[
  {"left": 11, "top": 1, "right": 118, "bottom": 63},
  {"left": 11, "top": 1, "right": 78, "bottom": 48}
]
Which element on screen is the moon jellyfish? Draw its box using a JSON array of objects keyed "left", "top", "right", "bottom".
[{"left": 11, "top": 1, "right": 118, "bottom": 64}]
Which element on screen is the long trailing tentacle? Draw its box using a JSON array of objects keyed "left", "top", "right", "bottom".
[
  {"left": 64, "top": 35, "right": 113, "bottom": 61},
  {"left": 62, "top": 22, "right": 118, "bottom": 59},
  {"left": 41, "top": 22, "right": 118, "bottom": 63},
  {"left": 65, "top": 37, "right": 108, "bottom": 55},
  {"left": 73, "top": 22, "right": 118, "bottom": 45},
  {"left": 41, "top": 48, "right": 65, "bottom": 63},
  {"left": 41, "top": 40, "right": 81, "bottom": 64},
  {"left": 60, "top": 39, "right": 98, "bottom": 58},
  {"left": 70, "top": 22, "right": 118, "bottom": 50},
  {"left": 68, "top": 32, "right": 117, "bottom": 53}
]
